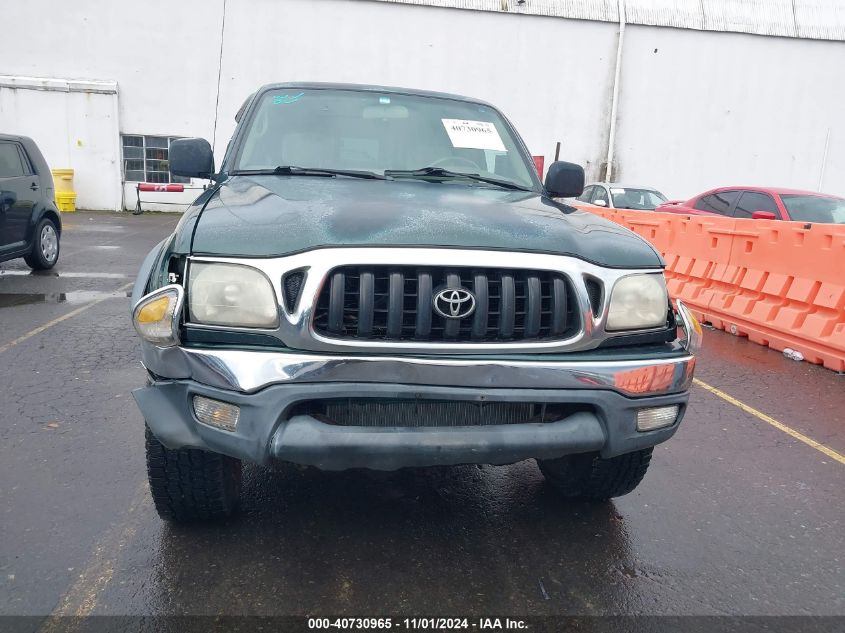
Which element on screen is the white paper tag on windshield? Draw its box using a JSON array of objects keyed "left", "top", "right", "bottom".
[
  {"left": 610, "top": 188, "right": 626, "bottom": 194},
  {"left": 441, "top": 119, "right": 506, "bottom": 151}
]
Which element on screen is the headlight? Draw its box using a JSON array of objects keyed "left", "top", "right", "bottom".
[
  {"left": 188, "top": 262, "right": 279, "bottom": 328},
  {"left": 606, "top": 274, "right": 668, "bottom": 331},
  {"left": 132, "top": 285, "right": 183, "bottom": 346}
]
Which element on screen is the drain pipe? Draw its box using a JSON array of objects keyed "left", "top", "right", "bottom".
[
  {"left": 818, "top": 128, "right": 831, "bottom": 191},
  {"left": 605, "top": 0, "right": 627, "bottom": 182}
]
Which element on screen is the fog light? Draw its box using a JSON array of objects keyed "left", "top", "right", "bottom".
[
  {"left": 193, "top": 395, "right": 240, "bottom": 432},
  {"left": 636, "top": 405, "right": 679, "bottom": 432}
]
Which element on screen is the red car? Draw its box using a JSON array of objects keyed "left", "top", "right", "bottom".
[{"left": 657, "top": 187, "right": 845, "bottom": 224}]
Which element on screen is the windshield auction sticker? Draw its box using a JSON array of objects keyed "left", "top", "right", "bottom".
[{"left": 441, "top": 119, "right": 506, "bottom": 151}]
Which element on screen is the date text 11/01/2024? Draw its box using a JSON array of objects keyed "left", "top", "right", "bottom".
[{"left": 307, "top": 618, "right": 528, "bottom": 630}]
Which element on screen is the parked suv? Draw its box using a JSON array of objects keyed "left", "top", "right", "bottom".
[
  {"left": 0, "top": 134, "right": 62, "bottom": 270},
  {"left": 131, "top": 83, "right": 701, "bottom": 522}
]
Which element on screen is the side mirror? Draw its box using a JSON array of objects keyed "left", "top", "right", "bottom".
[
  {"left": 593, "top": 199, "right": 608, "bottom": 207},
  {"left": 169, "top": 138, "right": 214, "bottom": 179},
  {"left": 544, "top": 161, "right": 585, "bottom": 197},
  {"left": 751, "top": 210, "right": 777, "bottom": 220}
]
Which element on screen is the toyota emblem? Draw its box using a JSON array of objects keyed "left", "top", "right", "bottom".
[{"left": 433, "top": 287, "right": 476, "bottom": 320}]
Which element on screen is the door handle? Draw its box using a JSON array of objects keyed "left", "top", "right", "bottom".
[{"left": 30, "top": 183, "right": 39, "bottom": 191}]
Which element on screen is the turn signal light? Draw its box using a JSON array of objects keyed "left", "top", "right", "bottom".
[
  {"left": 636, "top": 405, "right": 679, "bottom": 432},
  {"left": 137, "top": 296, "right": 170, "bottom": 323},
  {"left": 132, "top": 285, "right": 183, "bottom": 347}
]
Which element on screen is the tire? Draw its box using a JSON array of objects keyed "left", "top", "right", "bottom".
[
  {"left": 24, "top": 217, "right": 60, "bottom": 270},
  {"left": 145, "top": 425, "right": 242, "bottom": 522},
  {"left": 537, "top": 448, "right": 653, "bottom": 501}
]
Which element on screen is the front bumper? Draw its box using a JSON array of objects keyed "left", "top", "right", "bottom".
[{"left": 133, "top": 343, "right": 695, "bottom": 470}]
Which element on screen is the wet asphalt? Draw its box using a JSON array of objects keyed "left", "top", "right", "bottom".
[{"left": 0, "top": 212, "right": 843, "bottom": 625}]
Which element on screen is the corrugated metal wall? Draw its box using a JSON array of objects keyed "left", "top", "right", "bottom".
[{"left": 367, "top": 0, "right": 845, "bottom": 41}]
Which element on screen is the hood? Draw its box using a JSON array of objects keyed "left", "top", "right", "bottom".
[{"left": 187, "top": 176, "right": 663, "bottom": 268}]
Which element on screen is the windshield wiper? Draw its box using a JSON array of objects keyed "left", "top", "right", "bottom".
[
  {"left": 384, "top": 167, "right": 531, "bottom": 191},
  {"left": 233, "top": 166, "right": 386, "bottom": 180}
]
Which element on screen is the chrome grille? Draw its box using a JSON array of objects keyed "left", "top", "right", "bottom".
[{"left": 313, "top": 266, "right": 579, "bottom": 342}]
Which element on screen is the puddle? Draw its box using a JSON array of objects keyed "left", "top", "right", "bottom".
[
  {"left": 0, "top": 270, "right": 129, "bottom": 279},
  {"left": 0, "top": 290, "right": 131, "bottom": 308}
]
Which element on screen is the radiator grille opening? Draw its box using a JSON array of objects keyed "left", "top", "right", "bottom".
[
  {"left": 282, "top": 270, "right": 306, "bottom": 313},
  {"left": 585, "top": 277, "right": 603, "bottom": 318},
  {"left": 313, "top": 266, "right": 579, "bottom": 343},
  {"left": 293, "top": 399, "right": 592, "bottom": 428}
]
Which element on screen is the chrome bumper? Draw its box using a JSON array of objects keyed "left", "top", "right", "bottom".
[
  {"left": 141, "top": 300, "right": 700, "bottom": 397},
  {"left": 142, "top": 344, "right": 695, "bottom": 398}
]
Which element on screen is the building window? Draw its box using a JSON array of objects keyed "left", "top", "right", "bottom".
[{"left": 121, "top": 135, "right": 190, "bottom": 184}]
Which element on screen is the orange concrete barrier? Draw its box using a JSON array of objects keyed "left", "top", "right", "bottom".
[{"left": 572, "top": 203, "right": 845, "bottom": 372}]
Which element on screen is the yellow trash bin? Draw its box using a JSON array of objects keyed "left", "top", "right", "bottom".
[
  {"left": 52, "top": 168, "right": 74, "bottom": 192},
  {"left": 56, "top": 192, "right": 77, "bottom": 212},
  {"left": 51, "top": 169, "right": 76, "bottom": 212}
]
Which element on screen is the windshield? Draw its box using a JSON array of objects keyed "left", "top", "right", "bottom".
[
  {"left": 780, "top": 194, "right": 845, "bottom": 224},
  {"left": 234, "top": 88, "right": 537, "bottom": 190},
  {"left": 610, "top": 187, "right": 667, "bottom": 210}
]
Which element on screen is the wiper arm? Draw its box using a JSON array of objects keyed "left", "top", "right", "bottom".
[
  {"left": 234, "top": 166, "right": 386, "bottom": 180},
  {"left": 384, "top": 167, "right": 530, "bottom": 191}
]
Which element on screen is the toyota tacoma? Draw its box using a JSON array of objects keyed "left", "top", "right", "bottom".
[{"left": 131, "top": 83, "right": 701, "bottom": 522}]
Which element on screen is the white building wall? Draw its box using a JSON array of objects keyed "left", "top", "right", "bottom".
[
  {"left": 0, "top": 78, "right": 122, "bottom": 210},
  {"left": 1, "top": 0, "right": 843, "bottom": 208},
  {"left": 3, "top": 1, "right": 224, "bottom": 137},
  {"left": 214, "top": 0, "right": 618, "bottom": 182},
  {"left": 2, "top": 0, "right": 224, "bottom": 210},
  {"left": 613, "top": 25, "right": 845, "bottom": 199}
]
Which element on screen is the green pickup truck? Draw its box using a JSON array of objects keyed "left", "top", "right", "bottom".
[{"left": 130, "top": 83, "right": 701, "bottom": 522}]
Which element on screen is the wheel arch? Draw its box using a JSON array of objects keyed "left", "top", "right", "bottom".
[
  {"left": 41, "top": 208, "right": 62, "bottom": 234},
  {"left": 27, "top": 205, "right": 63, "bottom": 247}
]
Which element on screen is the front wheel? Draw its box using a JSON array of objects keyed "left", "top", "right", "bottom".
[
  {"left": 537, "top": 448, "right": 653, "bottom": 501},
  {"left": 24, "top": 217, "right": 60, "bottom": 270},
  {"left": 145, "top": 426, "right": 242, "bottom": 522}
]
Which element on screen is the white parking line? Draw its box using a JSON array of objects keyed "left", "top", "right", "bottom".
[
  {"left": 0, "top": 282, "right": 133, "bottom": 355},
  {"left": 0, "top": 270, "right": 129, "bottom": 278}
]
